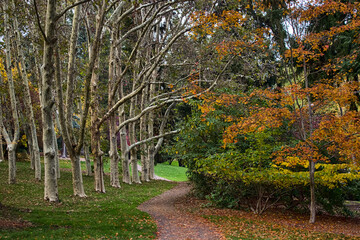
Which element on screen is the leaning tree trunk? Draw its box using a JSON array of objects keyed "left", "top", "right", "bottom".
[
  {"left": 12, "top": 0, "right": 41, "bottom": 181},
  {"left": 41, "top": 0, "right": 59, "bottom": 202}
]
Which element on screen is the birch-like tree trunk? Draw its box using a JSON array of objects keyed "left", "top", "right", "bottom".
[
  {"left": 12, "top": 0, "right": 41, "bottom": 181},
  {"left": 108, "top": 29, "right": 121, "bottom": 188},
  {"left": 0, "top": 132, "right": 4, "bottom": 162},
  {"left": 147, "top": 81, "right": 156, "bottom": 179},
  {"left": 3, "top": 2, "right": 21, "bottom": 184},
  {"left": 129, "top": 103, "right": 141, "bottom": 184},
  {"left": 84, "top": 143, "right": 92, "bottom": 176},
  {"left": 86, "top": 0, "right": 107, "bottom": 193},
  {"left": 41, "top": 0, "right": 59, "bottom": 202},
  {"left": 54, "top": 4, "right": 86, "bottom": 197},
  {"left": 129, "top": 61, "right": 141, "bottom": 184},
  {"left": 91, "top": 55, "right": 106, "bottom": 192},
  {"left": 53, "top": 117, "right": 60, "bottom": 179},
  {"left": 119, "top": 79, "right": 131, "bottom": 183},
  {"left": 140, "top": 86, "right": 149, "bottom": 182}
]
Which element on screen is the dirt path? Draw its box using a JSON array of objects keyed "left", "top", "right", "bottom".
[{"left": 138, "top": 182, "right": 225, "bottom": 240}]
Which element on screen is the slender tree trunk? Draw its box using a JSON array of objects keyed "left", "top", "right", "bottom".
[
  {"left": 140, "top": 87, "right": 149, "bottom": 182},
  {"left": 84, "top": 144, "right": 92, "bottom": 176},
  {"left": 87, "top": 0, "right": 107, "bottom": 193},
  {"left": 0, "top": 133, "right": 4, "bottom": 163},
  {"left": 109, "top": 111, "right": 121, "bottom": 187},
  {"left": 8, "top": 145, "right": 16, "bottom": 184},
  {"left": 118, "top": 84, "right": 130, "bottom": 184},
  {"left": 55, "top": 39, "right": 86, "bottom": 196},
  {"left": 309, "top": 159, "right": 316, "bottom": 223},
  {"left": 148, "top": 82, "right": 156, "bottom": 179},
  {"left": 120, "top": 125, "right": 131, "bottom": 183},
  {"left": 0, "top": 81, "right": 5, "bottom": 164},
  {"left": 109, "top": 125, "right": 120, "bottom": 187},
  {"left": 129, "top": 93, "right": 140, "bottom": 184},
  {"left": 70, "top": 153, "right": 86, "bottom": 197},
  {"left": 24, "top": 125, "right": 35, "bottom": 170},
  {"left": 53, "top": 128, "right": 60, "bottom": 179},
  {"left": 91, "top": 57, "right": 105, "bottom": 192},
  {"left": 108, "top": 30, "right": 121, "bottom": 188},
  {"left": 61, "top": 143, "right": 67, "bottom": 158},
  {"left": 3, "top": 2, "right": 20, "bottom": 184},
  {"left": 41, "top": 0, "right": 59, "bottom": 202},
  {"left": 304, "top": 57, "right": 316, "bottom": 223},
  {"left": 12, "top": 0, "right": 41, "bottom": 181},
  {"left": 91, "top": 125, "right": 105, "bottom": 192}
]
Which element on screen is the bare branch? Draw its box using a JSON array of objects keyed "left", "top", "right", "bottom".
[
  {"left": 33, "top": 0, "right": 47, "bottom": 42},
  {"left": 56, "top": 0, "right": 92, "bottom": 21},
  {"left": 126, "top": 130, "right": 181, "bottom": 154}
]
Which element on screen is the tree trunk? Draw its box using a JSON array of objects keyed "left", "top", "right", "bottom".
[
  {"left": 0, "top": 133, "right": 4, "bottom": 163},
  {"left": 3, "top": 2, "right": 20, "bottom": 184},
  {"left": 91, "top": 57, "right": 105, "bottom": 192},
  {"left": 70, "top": 153, "right": 86, "bottom": 197},
  {"left": 61, "top": 142, "right": 67, "bottom": 158},
  {"left": 91, "top": 126, "right": 105, "bottom": 192},
  {"left": 309, "top": 159, "right": 316, "bottom": 223},
  {"left": 304, "top": 57, "right": 316, "bottom": 223},
  {"left": 148, "top": 82, "right": 156, "bottom": 179},
  {"left": 53, "top": 128, "right": 60, "bottom": 179},
  {"left": 25, "top": 125, "right": 35, "bottom": 170},
  {"left": 140, "top": 87, "right": 149, "bottom": 182},
  {"left": 84, "top": 144, "right": 92, "bottom": 176},
  {"left": 129, "top": 100, "right": 141, "bottom": 184},
  {"left": 41, "top": 0, "right": 59, "bottom": 202},
  {"left": 108, "top": 29, "right": 121, "bottom": 188},
  {"left": 8, "top": 145, "right": 16, "bottom": 184},
  {"left": 88, "top": 0, "right": 107, "bottom": 193},
  {"left": 12, "top": 0, "right": 41, "bottom": 181},
  {"left": 109, "top": 113, "right": 120, "bottom": 187},
  {"left": 120, "top": 126, "right": 131, "bottom": 184},
  {"left": 131, "top": 147, "right": 140, "bottom": 184}
]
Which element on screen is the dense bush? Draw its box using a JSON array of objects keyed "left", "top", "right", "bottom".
[{"left": 165, "top": 97, "right": 360, "bottom": 216}]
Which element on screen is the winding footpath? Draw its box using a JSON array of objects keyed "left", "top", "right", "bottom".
[{"left": 138, "top": 182, "right": 225, "bottom": 240}]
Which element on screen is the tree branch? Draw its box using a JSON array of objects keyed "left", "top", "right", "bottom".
[
  {"left": 56, "top": 0, "right": 92, "bottom": 21},
  {"left": 126, "top": 130, "right": 181, "bottom": 155},
  {"left": 33, "top": 0, "right": 47, "bottom": 42}
]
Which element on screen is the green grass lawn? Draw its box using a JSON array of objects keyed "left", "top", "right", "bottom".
[
  {"left": 59, "top": 158, "right": 188, "bottom": 182},
  {"left": 154, "top": 161, "right": 188, "bottom": 182},
  {"left": 0, "top": 161, "right": 175, "bottom": 239}
]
